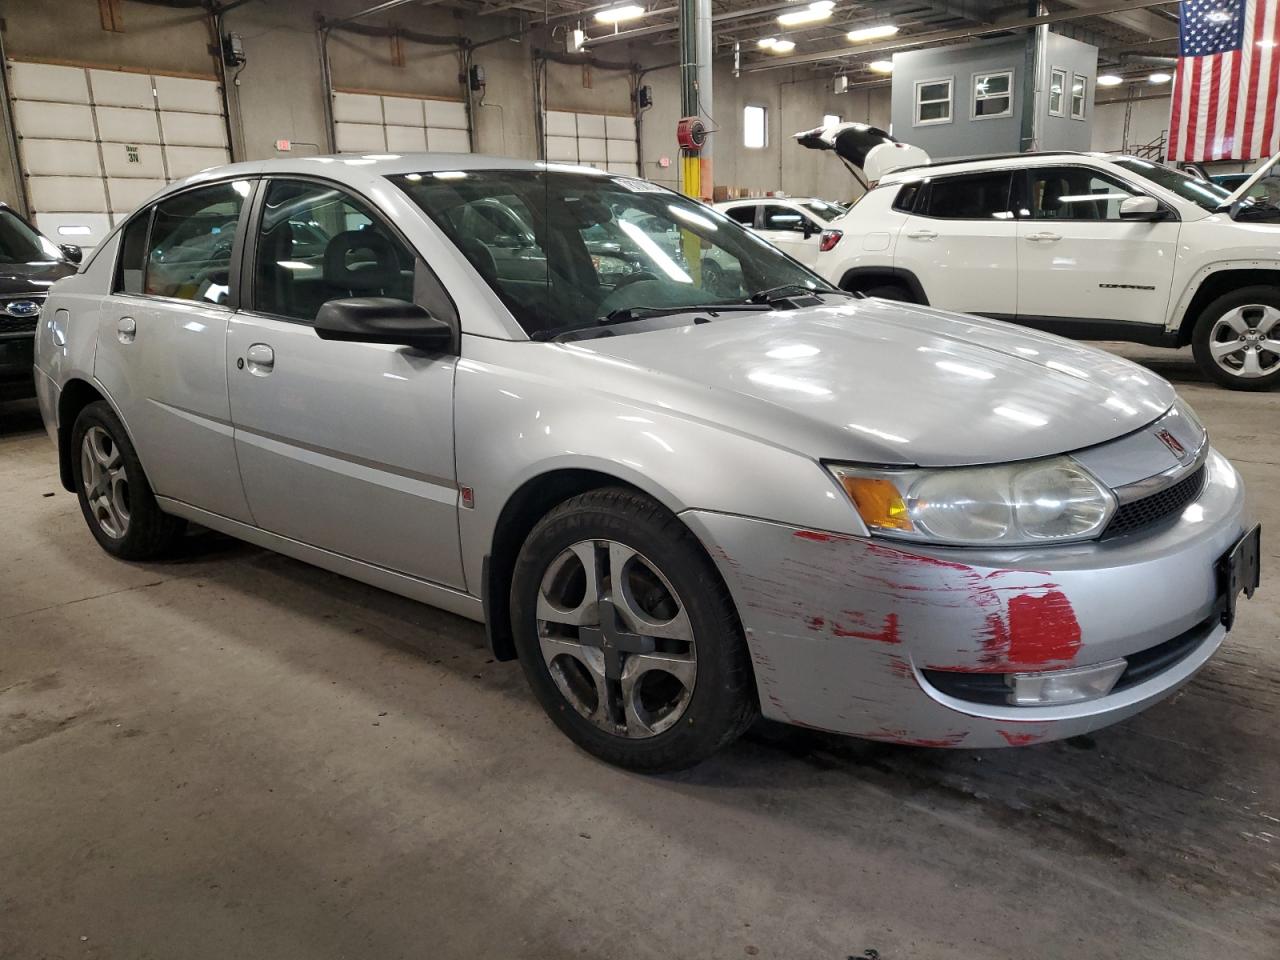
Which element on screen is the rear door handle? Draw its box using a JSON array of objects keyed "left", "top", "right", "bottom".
[
  {"left": 244, "top": 342, "right": 275, "bottom": 376},
  {"left": 116, "top": 316, "right": 135, "bottom": 344},
  {"left": 1025, "top": 231, "right": 1062, "bottom": 242},
  {"left": 905, "top": 229, "right": 938, "bottom": 241}
]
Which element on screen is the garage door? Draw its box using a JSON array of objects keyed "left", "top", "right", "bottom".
[
  {"left": 333, "top": 91, "right": 470, "bottom": 155},
  {"left": 544, "top": 110, "right": 639, "bottom": 177},
  {"left": 7, "top": 60, "right": 229, "bottom": 252}
]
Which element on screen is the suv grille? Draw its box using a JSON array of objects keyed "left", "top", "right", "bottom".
[
  {"left": 1101, "top": 465, "right": 1207, "bottom": 540},
  {"left": 0, "top": 296, "right": 44, "bottom": 336}
]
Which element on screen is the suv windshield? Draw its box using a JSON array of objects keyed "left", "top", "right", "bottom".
[
  {"left": 393, "top": 168, "right": 836, "bottom": 338},
  {"left": 799, "top": 198, "right": 847, "bottom": 221},
  {"left": 1110, "top": 157, "right": 1233, "bottom": 211},
  {"left": 0, "top": 208, "right": 63, "bottom": 264}
]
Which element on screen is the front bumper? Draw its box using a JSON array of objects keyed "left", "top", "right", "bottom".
[
  {"left": 683, "top": 448, "right": 1249, "bottom": 748},
  {"left": 0, "top": 334, "right": 34, "bottom": 400}
]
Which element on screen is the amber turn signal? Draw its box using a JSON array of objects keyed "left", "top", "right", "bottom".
[{"left": 838, "top": 476, "right": 913, "bottom": 532}]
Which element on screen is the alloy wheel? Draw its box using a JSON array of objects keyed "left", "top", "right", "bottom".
[
  {"left": 536, "top": 539, "right": 697, "bottom": 739},
  {"left": 81, "top": 425, "right": 130, "bottom": 539},
  {"left": 1208, "top": 304, "right": 1280, "bottom": 379}
]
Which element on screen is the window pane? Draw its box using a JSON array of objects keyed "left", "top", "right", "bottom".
[
  {"left": 1049, "top": 69, "right": 1066, "bottom": 114},
  {"left": 919, "top": 101, "right": 950, "bottom": 122},
  {"left": 924, "top": 172, "right": 1012, "bottom": 219},
  {"left": 254, "top": 179, "right": 414, "bottom": 322},
  {"left": 1071, "top": 75, "right": 1086, "bottom": 117},
  {"left": 115, "top": 211, "right": 150, "bottom": 295},
  {"left": 976, "top": 73, "right": 1010, "bottom": 97},
  {"left": 763, "top": 205, "right": 807, "bottom": 231},
  {"left": 1028, "top": 167, "right": 1139, "bottom": 220},
  {"left": 144, "top": 181, "right": 247, "bottom": 304},
  {"left": 744, "top": 105, "right": 767, "bottom": 149},
  {"left": 919, "top": 81, "right": 950, "bottom": 102},
  {"left": 823, "top": 113, "right": 841, "bottom": 127},
  {"left": 975, "top": 95, "right": 1011, "bottom": 117},
  {"left": 724, "top": 205, "right": 756, "bottom": 225}
]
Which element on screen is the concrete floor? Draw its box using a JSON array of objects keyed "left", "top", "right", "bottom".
[{"left": 1, "top": 342, "right": 1278, "bottom": 960}]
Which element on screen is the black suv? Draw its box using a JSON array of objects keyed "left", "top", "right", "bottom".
[{"left": 0, "top": 204, "right": 80, "bottom": 401}]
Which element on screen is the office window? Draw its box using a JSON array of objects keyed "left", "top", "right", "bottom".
[
  {"left": 914, "top": 78, "right": 952, "bottom": 126},
  {"left": 823, "top": 113, "right": 841, "bottom": 128},
  {"left": 1048, "top": 67, "right": 1067, "bottom": 117},
  {"left": 972, "top": 70, "right": 1013, "bottom": 120},
  {"left": 744, "top": 105, "right": 768, "bottom": 149},
  {"left": 1071, "top": 74, "right": 1087, "bottom": 120}
]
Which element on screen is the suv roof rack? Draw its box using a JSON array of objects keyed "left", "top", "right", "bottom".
[{"left": 890, "top": 150, "right": 1085, "bottom": 176}]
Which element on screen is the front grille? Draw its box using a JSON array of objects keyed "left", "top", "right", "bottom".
[
  {"left": 1101, "top": 465, "right": 1207, "bottom": 540},
  {"left": 0, "top": 296, "right": 44, "bottom": 336}
]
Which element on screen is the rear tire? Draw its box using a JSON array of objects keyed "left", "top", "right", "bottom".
[
  {"left": 1191, "top": 285, "right": 1280, "bottom": 391},
  {"left": 510, "top": 487, "right": 757, "bottom": 772},
  {"left": 70, "top": 401, "right": 186, "bottom": 560}
]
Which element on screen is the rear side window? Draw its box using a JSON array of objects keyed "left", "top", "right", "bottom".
[
  {"left": 723, "top": 205, "right": 756, "bottom": 225},
  {"left": 144, "top": 180, "right": 250, "bottom": 305},
  {"left": 115, "top": 211, "right": 151, "bottom": 295},
  {"left": 892, "top": 183, "right": 921, "bottom": 213},
  {"left": 919, "top": 172, "right": 1014, "bottom": 220}
]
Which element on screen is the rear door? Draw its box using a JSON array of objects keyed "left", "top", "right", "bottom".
[
  {"left": 226, "top": 176, "right": 464, "bottom": 588},
  {"left": 894, "top": 169, "right": 1018, "bottom": 315},
  {"left": 1014, "top": 165, "right": 1178, "bottom": 328},
  {"left": 756, "top": 203, "right": 821, "bottom": 264}
]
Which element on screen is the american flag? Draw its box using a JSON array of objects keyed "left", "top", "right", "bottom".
[{"left": 1168, "top": 0, "right": 1280, "bottom": 161}]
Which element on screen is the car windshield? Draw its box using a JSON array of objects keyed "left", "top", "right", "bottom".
[
  {"left": 1110, "top": 157, "right": 1233, "bottom": 212},
  {"left": 0, "top": 208, "right": 62, "bottom": 264},
  {"left": 799, "top": 198, "right": 847, "bottom": 220},
  {"left": 393, "top": 168, "right": 837, "bottom": 338}
]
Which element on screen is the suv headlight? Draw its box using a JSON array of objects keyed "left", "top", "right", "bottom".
[{"left": 827, "top": 457, "right": 1116, "bottom": 546}]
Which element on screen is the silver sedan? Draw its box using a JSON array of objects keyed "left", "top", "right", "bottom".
[{"left": 34, "top": 155, "right": 1261, "bottom": 770}]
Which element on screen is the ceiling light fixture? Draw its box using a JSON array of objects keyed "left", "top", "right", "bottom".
[
  {"left": 777, "top": 1, "right": 834, "bottom": 27},
  {"left": 1148, "top": 71, "right": 1172, "bottom": 83},
  {"left": 757, "top": 36, "right": 778, "bottom": 48},
  {"left": 594, "top": 4, "right": 645, "bottom": 24},
  {"left": 846, "top": 23, "right": 898, "bottom": 42},
  {"left": 770, "top": 38, "right": 796, "bottom": 52},
  {"left": 868, "top": 59, "right": 893, "bottom": 73},
  {"left": 1096, "top": 74, "right": 1124, "bottom": 86}
]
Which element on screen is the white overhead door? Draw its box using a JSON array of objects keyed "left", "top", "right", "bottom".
[
  {"left": 544, "top": 110, "right": 639, "bottom": 177},
  {"left": 332, "top": 91, "right": 470, "bottom": 155},
  {"left": 7, "top": 60, "right": 229, "bottom": 251}
]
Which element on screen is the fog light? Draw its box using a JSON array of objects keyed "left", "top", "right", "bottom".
[{"left": 1006, "top": 659, "right": 1126, "bottom": 706}]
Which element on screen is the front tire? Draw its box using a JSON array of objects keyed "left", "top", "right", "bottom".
[
  {"left": 510, "top": 488, "right": 757, "bottom": 771},
  {"left": 70, "top": 401, "right": 186, "bottom": 559},
  {"left": 1191, "top": 286, "right": 1280, "bottom": 390}
]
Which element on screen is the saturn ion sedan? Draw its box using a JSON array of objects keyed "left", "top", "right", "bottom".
[{"left": 34, "top": 155, "right": 1261, "bottom": 770}]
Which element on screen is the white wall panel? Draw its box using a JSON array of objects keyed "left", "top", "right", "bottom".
[
  {"left": 382, "top": 97, "right": 424, "bottom": 126},
  {"left": 101, "top": 141, "right": 165, "bottom": 179},
  {"left": 545, "top": 135, "right": 577, "bottom": 162},
  {"left": 12, "top": 100, "right": 94, "bottom": 140},
  {"left": 106, "top": 178, "right": 165, "bottom": 214},
  {"left": 95, "top": 106, "right": 161, "bottom": 144},
  {"left": 427, "top": 127, "right": 471, "bottom": 153},
  {"left": 333, "top": 92, "right": 383, "bottom": 124},
  {"left": 606, "top": 162, "right": 640, "bottom": 177},
  {"left": 606, "top": 138, "right": 638, "bottom": 163},
  {"left": 159, "top": 111, "right": 225, "bottom": 147},
  {"left": 153, "top": 75, "right": 222, "bottom": 113},
  {"left": 578, "top": 138, "right": 608, "bottom": 163},
  {"left": 424, "top": 99, "right": 468, "bottom": 129},
  {"left": 544, "top": 111, "right": 577, "bottom": 138},
  {"left": 335, "top": 122, "right": 386, "bottom": 152},
  {"left": 10, "top": 62, "right": 90, "bottom": 103},
  {"left": 546, "top": 111, "right": 639, "bottom": 176},
  {"left": 386, "top": 125, "right": 428, "bottom": 152},
  {"left": 19, "top": 139, "right": 100, "bottom": 177},
  {"left": 28, "top": 176, "right": 107, "bottom": 212},
  {"left": 576, "top": 113, "right": 606, "bottom": 138},
  {"left": 35, "top": 213, "right": 112, "bottom": 248},
  {"left": 89, "top": 70, "right": 154, "bottom": 109},
  {"left": 605, "top": 114, "right": 634, "bottom": 139},
  {"left": 164, "top": 146, "right": 228, "bottom": 178}
]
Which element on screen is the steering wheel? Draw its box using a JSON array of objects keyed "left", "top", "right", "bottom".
[{"left": 611, "top": 270, "right": 659, "bottom": 292}]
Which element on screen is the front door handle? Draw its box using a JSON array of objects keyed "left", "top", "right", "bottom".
[
  {"left": 244, "top": 342, "right": 275, "bottom": 376},
  {"left": 905, "top": 229, "right": 938, "bottom": 241},
  {"left": 1025, "top": 231, "right": 1063, "bottom": 242},
  {"left": 116, "top": 316, "right": 136, "bottom": 344}
]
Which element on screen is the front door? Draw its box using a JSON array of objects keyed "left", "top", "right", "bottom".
[
  {"left": 1014, "top": 165, "right": 1179, "bottom": 329},
  {"left": 226, "top": 177, "right": 464, "bottom": 588},
  {"left": 894, "top": 169, "right": 1018, "bottom": 315},
  {"left": 93, "top": 179, "right": 254, "bottom": 522}
]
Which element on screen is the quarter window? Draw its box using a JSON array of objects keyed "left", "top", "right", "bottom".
[
  {"left": 723, "top": 205, "right": 757, "bottom": 226},
  {"left": 1071, "top": 74, "right": 1087, "bottom": 119},
  {"left": 973, "top": 71, "right": 1013, "bottom": 120},
  {"left": 920, "top": 172, "right": 1014, "bottom": 220},
  {"left": 744, "top": 105, "right": 768, "bottom": 149},
  {"left": 1048, "top": 67, "right": 1067, "bottom": 117},
  {"left": 252, "top": 179, "right": 416, "bottom": 323},
  {"left": 914, "top": 78, "right": 953, "bottom": 125},
  {"left": 143, "top": 181, "right": 249, "bottom": 305},
  {"left": 1026, "top": 167, "right": 1141, "bottom": 221}
]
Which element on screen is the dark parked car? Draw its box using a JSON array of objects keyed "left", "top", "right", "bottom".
[{"left": 0, "top": 204, "right": 80, "bottom": 401}]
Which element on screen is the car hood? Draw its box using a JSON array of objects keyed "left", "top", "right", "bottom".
[
  {"left": 0, "top": 260, "right": 77, "bottom": 293},
  {"left": 572, "top": 299, "right": 1174, "bottom": 467}
]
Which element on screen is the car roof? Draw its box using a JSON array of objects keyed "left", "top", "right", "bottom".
[
  {"left": 711, "top": 197, "right": 825, "bottom": 206},
  {"left": 878, "top": 150, "right": 1124, "bottom": 185}
]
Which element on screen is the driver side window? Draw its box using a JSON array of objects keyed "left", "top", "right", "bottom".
[{"left": 253, "top": 179, "right": 415, "bottom": 323}]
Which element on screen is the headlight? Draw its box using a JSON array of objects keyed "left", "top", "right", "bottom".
[{"left": 827, "top": 457, "right": 1116, "bottom": 546}]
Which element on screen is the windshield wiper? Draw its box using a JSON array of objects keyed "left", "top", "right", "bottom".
[
  {"left": 747, "top": 284, "right": 852, "bottom": 304},
  {"left": 531, "top": 303, "right": 771, "bottom": 341}
]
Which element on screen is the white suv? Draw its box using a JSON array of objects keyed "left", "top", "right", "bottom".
[
  {"left": 812, "top": 150, "right": 1280, "bottom": 390},
  {"left": 712, "top": 197, "right": 847, "bottom": 266}
]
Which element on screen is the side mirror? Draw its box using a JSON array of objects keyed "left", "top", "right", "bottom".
[
  {"left": 59, "top": 243, "right": 83, "bottom": 264},
  {"left": 314, "top": 297, "right": 453, "bottom": 352},
  {"left": 802, "top": 219, "right": 816, "bottom": 239},
  {"left": 1119, "top": 196, "right": 1164, "bottom": 221}
]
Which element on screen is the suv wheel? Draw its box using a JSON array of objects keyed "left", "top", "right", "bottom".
[
  {"left": 70, "top": 401, "right": 186, "bottom": 559},
  {"left": 510, "top": 488, "right": 757, "bottom": 771},
  {"left": 1192, "top": 286, "right": 1280, "bottom": 390}
]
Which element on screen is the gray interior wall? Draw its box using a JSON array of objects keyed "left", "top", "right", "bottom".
[
  {"left": 1038, "top": 32, "right": 1097, "bottom": 151},
  {"left": 890, "top": 37, "right": 1028, "bottom": 160}
]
